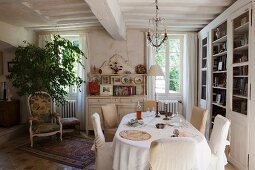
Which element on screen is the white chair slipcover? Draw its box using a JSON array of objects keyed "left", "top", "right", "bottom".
[
  {"left": 190, "top": 107, "right": 208, "bottom": 135},
  {"left": 144, "top": 100, "right": 157, "bottom": 112},
  {"left": 149, "top": 138, "right": 197, "bottom": 170},
  {"left": 208, "top": 114, "right": 231, "bottom": 170},
  {"left": 91, "top": 113, "right": 113, "bottom": 170},
  {"left": 101, "top": 104, "right": 119, "bottom": 142}
]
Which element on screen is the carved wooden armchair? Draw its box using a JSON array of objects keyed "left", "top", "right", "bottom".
[{"left": 28, "top": 91, "right": 62, "bottom": 147}]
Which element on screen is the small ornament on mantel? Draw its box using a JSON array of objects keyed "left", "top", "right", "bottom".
[
  {"left": 109, "top": 62, "right": 123, "bottom": 74},
  {"left": 91, "top": 65, "right": 99, "bottom": 74},
  {"left": 135, "top": 64, "right": 146, "bottom": 74}
]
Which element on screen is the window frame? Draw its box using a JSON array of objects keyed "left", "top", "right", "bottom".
[{"left": 156, "top": 34, "right": 184, "bottom": 99}]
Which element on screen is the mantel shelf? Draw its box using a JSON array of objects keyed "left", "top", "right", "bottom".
[
  {"left": 89, "top": 73, "right": 146, "bottom": 76},
  {"left": 212, "top": 35, "right": 227, "bottom": 44}
]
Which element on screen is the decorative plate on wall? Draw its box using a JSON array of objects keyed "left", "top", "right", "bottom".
[
  {"left": 121, "top": 76, "right": 130, "bottom": 84},
  {"left": 134, "top": 76, "right": 143, "bottom": 84}
]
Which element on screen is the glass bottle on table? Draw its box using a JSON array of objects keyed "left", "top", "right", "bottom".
[{"left": 136, "top": 101, "right": 142, "bottom": 120}]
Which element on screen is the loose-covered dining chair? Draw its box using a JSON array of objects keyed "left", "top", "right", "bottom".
[
  {"left": 144, "top": 100, "right": 157, "bottom": 112},
  {"left": 208, "top": 114, "right": 230, "bottom": 170},
  {"left": 101, "top": 104, "right": 118, "bottom": 142},
  {"left": 190, "top": 106, "right": 208, "bottom": 134},
  {"left": 149, "top": 138, "right": 197, "bottom": 170},
  {"left": 91, "top": 113, "right": 113, "bottom": 170},
  {"left": 28, "top": 91, "right": 62, "bottom": 147}
]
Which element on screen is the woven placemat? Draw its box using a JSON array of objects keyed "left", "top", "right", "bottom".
[{"left": 119, "top": 130, "right": 151, "bottom": 141}]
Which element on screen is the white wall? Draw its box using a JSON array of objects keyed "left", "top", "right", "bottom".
[
  {"left": 0, "top": 21, "right": 36, "bottom": 47},
  {"left": 0, "top": 21, "right": 36, "bottom": 124},
  {"left": 87, "top": 29, "right": 145, "bottom": 69}
]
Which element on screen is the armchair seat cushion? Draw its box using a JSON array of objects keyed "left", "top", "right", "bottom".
[{"left": 33, "top": 123, "right": 60, "bottom": 134}]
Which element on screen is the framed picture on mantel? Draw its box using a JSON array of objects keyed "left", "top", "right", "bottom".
[{"left": 100, "top": 85, "right": 113, "bottom": 96}]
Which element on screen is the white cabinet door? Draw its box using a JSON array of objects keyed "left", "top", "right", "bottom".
[
  {"left": 228, "top": 113, "right": 249, "bottom": 169},
  {"left": 227, "top": 4, "right": 251, "bottom": 170}
]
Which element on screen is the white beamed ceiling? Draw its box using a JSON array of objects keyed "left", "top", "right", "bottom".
[
  {"left": 0, "top": 0, "right": 101, "bottom": 31},
  {"left": 118, "top": 0, "right": 236, "bottom": 32},
  {"left": 0, "top": 0, "right": 235, "bottom": 33}
]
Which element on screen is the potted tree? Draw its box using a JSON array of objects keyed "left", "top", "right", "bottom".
[{"left": 8, "top": 35, "right": 86, "bottom": 104}]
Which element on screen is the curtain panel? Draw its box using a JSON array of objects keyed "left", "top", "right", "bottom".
[{"left": 183, "top": 33, "right": 198, "bottom": 121}]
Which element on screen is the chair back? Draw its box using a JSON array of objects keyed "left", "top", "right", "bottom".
[
  {"left": 190, "top": 106, "right": 208, "bottom": 134},
  {"left": 149, "top": 138, "right": 197, "bottom": 170},
  {"left": 91, "top": 113, "right": 105, "bottom": 149},
  {"left": 209, "top": 114, "right": 230, "bottom": 157},
  {"left": 101, "top": 104, "right": 118, "bottom": 129},
  {"left": 144, "top": 100, "right": 157, "bottom": 112},
  {"left": 28, "top": 91, "right": 52, "bottom": 123}
]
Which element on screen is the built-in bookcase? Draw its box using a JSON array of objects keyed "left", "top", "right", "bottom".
[
  {"left": 211, "top": 21, "right": 228, "bottom": 126},
  {"left": 199, "top": 2, "right": 253, "bottom": 169},
  {"left": 232, "top": 11, "right": 249, "bottom": 115}
]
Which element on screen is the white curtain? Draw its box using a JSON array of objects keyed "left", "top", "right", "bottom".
[
  {"left": 78, "top": 33, "right": 89, "bottom": 130},
  {"left": 145, "top": 33, "right": 156, "bottom": 100},
  {"left": 183, "top": 33, "right": 198, "bottom": 121},
  {"left": 38, "top": 34, "right": 52, "bottom": 48}
]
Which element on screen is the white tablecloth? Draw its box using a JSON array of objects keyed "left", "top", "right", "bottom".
[{"left": 112, "top": 112, "right": 211, "bottom": 170}]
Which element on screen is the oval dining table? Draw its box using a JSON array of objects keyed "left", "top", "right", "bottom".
[{"left": 112, "top": 112, "right": 211, "bottom": 170}]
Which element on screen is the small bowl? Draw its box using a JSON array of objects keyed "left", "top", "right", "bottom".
[{"left": 156, "top": 123, "right": 165, "bottom": 129}]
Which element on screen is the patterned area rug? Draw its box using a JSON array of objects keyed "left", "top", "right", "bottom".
[{"left": 19, "top": 134, "right": 95, "bottom": 169}]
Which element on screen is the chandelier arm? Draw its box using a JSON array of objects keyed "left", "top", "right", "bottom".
[{"left": 147, "top": 0, "right": 168, "bottom": 49}]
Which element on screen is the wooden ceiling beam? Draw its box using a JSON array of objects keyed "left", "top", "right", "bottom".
[
  {"left": 121, "top": 6, "right": 225, "bottom": 15},
  {"left": 124, "top": 13, "right": 216, "bottom": 20},
  {"left": 118, "top": 0, "right": 235, "bottom": 7},
  {"left": 49, "top": 13, "right": 96, "bottom": 20},
  {"left": 125, "top": 19, "right": 210, "bottom": 25},
  {"left": 85, "top": 0, "right": 126, "bottom": 40}
]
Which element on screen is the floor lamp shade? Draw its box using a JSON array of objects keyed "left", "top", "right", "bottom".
[{"left": 147, "top": 65, "right": 164, "bottom": 77}]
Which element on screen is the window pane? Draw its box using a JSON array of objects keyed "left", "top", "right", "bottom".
[
  {"left": 169, "top": 79, "right": 180, "bottom": 93},
  {"left": 155, "top": 48, "right": 166, "bottom": 93},
  {"left": 169, "top": 39, "right": 180, "bottom": 53},
  {"left": 168, "top": 39, "right": 181, "bottom": 93}
]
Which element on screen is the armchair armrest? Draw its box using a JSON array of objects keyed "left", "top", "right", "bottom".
[
  {"left": 52, "top": 112, "right": 62, "bottom": 128},
  {"left": 52, "top": 112, "right": 61, "bottom": 118}
]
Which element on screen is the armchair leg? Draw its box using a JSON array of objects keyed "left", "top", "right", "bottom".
[
  {"left": 30, "top": 135, "right": 33, "bottom": 147},
  {"left": 60, "top": 132, "right": 62, "bottom": 141}
]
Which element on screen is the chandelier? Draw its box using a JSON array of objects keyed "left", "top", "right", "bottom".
[{"left": 147, "top": 0, "right": 168, "bottom": 50}]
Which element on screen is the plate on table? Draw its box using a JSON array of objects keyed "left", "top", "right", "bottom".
[
  {"left": 119, "top": 130, "right": 151, "bottom": 141},
  {"left": 127, "top": 118, "right": 144, "bottom": 127}
]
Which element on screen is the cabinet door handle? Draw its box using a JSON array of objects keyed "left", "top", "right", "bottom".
[{"left": 250, "top": 84, "right": 252, "bottom": 100}]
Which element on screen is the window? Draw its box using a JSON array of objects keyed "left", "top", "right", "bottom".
[
  {"left": 155, "top": 35, "right": 184, "bottom": 96},
  {"left": 61, "top": 35, "right": 81, "bottom": 99}
]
